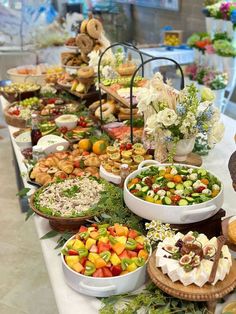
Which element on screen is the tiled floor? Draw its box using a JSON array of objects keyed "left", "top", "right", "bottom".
[{"left": 0, "top": 118, "right": 58, "bottom": 314}]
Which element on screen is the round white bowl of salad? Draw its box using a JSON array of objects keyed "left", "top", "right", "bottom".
[{"left": 124, "top": 160, "right": 223, "bottom": 224}]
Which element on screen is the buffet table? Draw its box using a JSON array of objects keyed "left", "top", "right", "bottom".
[{"left": 1, "top": 95, "right": 236, "bottom": 314}]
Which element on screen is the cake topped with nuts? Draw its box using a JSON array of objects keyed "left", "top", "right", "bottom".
[{"left": 156, "top": 231, "right": 232, "bottom": 287}]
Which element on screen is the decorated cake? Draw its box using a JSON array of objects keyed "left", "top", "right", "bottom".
[{"left": 156, "top": 231, "right": 232, "bottom": 287}]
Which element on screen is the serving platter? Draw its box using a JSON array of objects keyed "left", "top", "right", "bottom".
[
  {"left": 147, "top": 249, "right": 236, "bottom": 313},
  {"left": 29, "top": 188, "right": 93, "bottom": 232}
]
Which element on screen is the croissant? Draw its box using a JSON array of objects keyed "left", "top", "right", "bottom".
[
  {"left": 35, "top": 173, "right": 52, "bottom": 185},
  {"left": 58, "top": 160, "right": 74, "bottom": 174},
  {"left": 44, "top": 156, "right": 58, "bottom": 167},
  {"left": 54, "top": 151, "right": 69, "bottom": 160},
  {"left": 53, "top": 171, "right": 68, "bottom": 180},
  {"left": 30, "top": 166, "right": 41, "bottom": 179},
  {"left": 73, "top": 168, "right": 85, "bottom": 176},
  {"left": 84, "top": 156, "right": 101, "bottom": 167},
  {"left": 84, "top": 166, "right": 99, "bottom": 176}
]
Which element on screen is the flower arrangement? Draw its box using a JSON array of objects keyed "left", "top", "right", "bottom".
[
  {"left": 185, "top": 64, "right": 228, "bottom": 89},
  {"left": 137, "top": 73, "right": 224, "bottom": 160},
  {"left": 145, "top": 220, "right": 176, "bottom": 245},
  {"left": 187, "top": 33, "right": 211, "bottom": 52},
  {"left": 213, "top": 39, "right": 236, "bottom": 56},
  {"left": 204, "top": 1, "right": 236, "bottom": 24}
]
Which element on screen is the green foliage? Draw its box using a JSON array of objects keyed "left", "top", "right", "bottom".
[
  {"left": 16, "top": 187, "right": 31, "bottom": 198},
  {"left": 99, "top": 282, "right": 209, "bottom": 314}
]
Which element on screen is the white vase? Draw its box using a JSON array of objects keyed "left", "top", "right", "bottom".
[
  {"left": 222, "top": 57, "right": 236, "bottom": 89},
  {"left": 167, "top": 137, "right": 196, "bottom": 162},
  {"left": 214, "top": 89, "right": 225, "bottom": 111},
  {"left": 205, "top": 17, "right": 215, "bottom": 37},
  {"left": 215, "top": 19, "right": 225, "bottom": 33},
  {"left": 193, "top": 48, "right": 201, "bottom": 63},
  {"left": 213, "top": 54, "right": 224, "bottom": 72},
  {"left": 226, "top": 20, "right": 234, "bottom": 38},
  {"left": 206, "top": 53, "right": 214, "bottom": 68}
]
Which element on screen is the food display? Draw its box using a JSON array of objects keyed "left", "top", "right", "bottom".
[
  {"left": 55, "top": 114, "right": 78, "bottom": 130},
  {"left": 0, "top": 82, "right": 40, "bottom": 102},
  {"left": 156, "top": 231, "right": 232, "bottom": 287},
  {"left": 33, "top": 177, "right": 105, "bottom": 217},
  {"left": 61, "top": 52, "right": 85, "bottom": 67},
  {"left": 127, "top": 165, "right": 221, "bottom": 206},
  {"left": 103, "top": 123, "right": 143, "bottom": 141},
  {"left": 29, "top": 149, "right": 103, "bottom": 185},
  {"left": 101, "top": 142, "right": 152, "bottom": 175},
  {"left": 45, "top": 66, "right": 64, "bottom": 84},
  {"left": 62, "top": 223, "right": 150, "bottom": 276},
  {"left": 6, "top": 97, "right": 39, "bottom": 119},
  {"left": 163, "top": 30, "right": 182, "bottom": 46},
  {"left": 57, "top": 72, "right": 75, "bottom": 88},
  {"left": 65, "top": 37, "right": 77, "bottom": 48}
]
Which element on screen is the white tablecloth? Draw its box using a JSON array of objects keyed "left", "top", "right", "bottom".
[{"left": 1, "top": 95, "right": 236, "bottom": 314}]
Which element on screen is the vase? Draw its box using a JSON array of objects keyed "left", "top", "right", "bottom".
[
  {"left": 167, "top": 137, "right": 196, "bottom": 162},
  {"left": 213, "top": 88, "right": 225, "bottom": 112},
  {"left": 205, "top": 52, "right": 214, "bottom": 68},
  {"left": 215, "top": 19, "right": 225, "bottom": 33},
  {"left": 205, "top": 17, "right": 215, "bottom": 37},
  {"left": 226, "top": 20, "right": 234, "bottom": 38},
  {"left": 213, "top": 54, "right": 224, "bottom": 72},
  {"left": 193, "top": 48, "right": 201, "bottom": 63},
  {"left": 222, "top": 56, "right": 236, "bottom": 89}
]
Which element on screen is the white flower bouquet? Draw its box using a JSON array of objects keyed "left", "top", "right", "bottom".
[{"left": 137, "top": 73, "right": 224, "bottom": 161}]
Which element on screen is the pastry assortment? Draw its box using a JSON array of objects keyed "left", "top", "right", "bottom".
[
  {"left": 101, "top": 142, "right": 152, "bottom": 175},
  {"left": 228, "top": 217, "right": 236, "bottom": 245},
  {"left": 156, "top": 231, "right": 232, "bottom": 286},
  {"left": 62, "top": 223, "right": 149, "bottom": 277},
  {"left": 29, "top": 149, "right": 103, "bottom": 185},
  {"left": 127, "top": 165, "right": 221, "bottom": 206},
  {"left": 61, "top": 52, "right": 84, "bottom": 67}
]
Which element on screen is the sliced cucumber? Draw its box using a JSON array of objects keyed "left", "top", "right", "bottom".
[
  {"left": 128, "top": 184, "right": 136, "bottom": 190},
  {"left": 198, "top": 169, "right": 207, "bottom": 176},
  {"left": 163, "top": 197, "right": 172, "bottom": 205},
  {"left": 180, "top": 169, "right": 189, "bottom": 174},
  {"left": 186, "top": 197, "right": 194, "bottom": 202},
  {"left": 155, "top": 176, "right": 164, "bottom": 182},
  {"left": 141, "top": 186, "right": 149, "bottom": 193},
  {"left": 176, "top": 184, "right": 184, "bottom": 190},
  {"left": 178, "top": 199, "right": 189, "bottom": 206},
  {"left": 183, "top": 180, "right": 193, "bottom": 188},
  {"left": 167, "top": 182, "right": 175, "bottom": 189},
  {"left": 191, "top": 193, "right": 200, "bottom": 197}
]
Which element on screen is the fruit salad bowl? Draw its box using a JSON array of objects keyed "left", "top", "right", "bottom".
[
  {"left": 124, "top": 160, "right": 223, "bottom": 224},
  {"left": 61, "top": 224, "right": 151, "bottom": 297}
]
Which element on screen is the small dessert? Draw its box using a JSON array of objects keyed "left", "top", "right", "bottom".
[{"left": 156, "top": 231, "right": 232, "bottom": 287}]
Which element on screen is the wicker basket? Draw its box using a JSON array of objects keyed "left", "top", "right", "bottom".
[
  {"left": 29, "top": 188, "right": 93, "bottom": 232},
  {"left": 4, "top": 104, "right": 28, "bottom": 128}
]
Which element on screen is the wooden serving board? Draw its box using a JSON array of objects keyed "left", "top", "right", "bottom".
[
  {"left": 148, "top": 250, "right": 236, "bottom": 313},
  {"left": 174, "top": 152, "right": 202, "bottom": 167},
  {"left": 58, "top": 84, "right": 99, "bottom": 101},
  {"left": 99, "top": 83, "right": 131, "bottom": 108}
]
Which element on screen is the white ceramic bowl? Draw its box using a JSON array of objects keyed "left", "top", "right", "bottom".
[
  {"left": 61, "top": 235, "right": 149, "bottom": 297},
  {"left": 99, "top": 165, "right": 121, "bottom": 185},
  {"left": 124, "top": 160, "right": 223, "bottom": 224},
  {"left": 37, "top": 135, "right": 69, "bottom": 155},
  {"left": 55, "top": 114, "right": 78, "bottom": 130},
  {"left": 15, "top": 131, "right": 32, "bottom": 150},
  {"left": 7, "top": 68, "right": 45, "bottom": 85}
]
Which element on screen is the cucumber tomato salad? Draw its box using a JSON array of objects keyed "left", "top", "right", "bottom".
[{"left": 127, "top": 165, "right": 221, "bottom": 206}]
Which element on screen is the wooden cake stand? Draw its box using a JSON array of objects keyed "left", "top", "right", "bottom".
[{"left": 148, "top": 250, "right": 236, "bottom": 313}]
